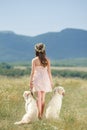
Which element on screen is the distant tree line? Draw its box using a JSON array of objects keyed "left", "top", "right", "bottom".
[
  {"left": 0, "top": 62, "right": 87, "bottom": 79},
  {"left": 51, "top": 69, "right": 87, "bottom": 79},
  {"left": 0, "top": 62, "right": 31, "bottom": 77}
]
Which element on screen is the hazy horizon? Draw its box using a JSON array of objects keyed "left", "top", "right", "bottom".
[{"left": 0, "top": 27, "right": 87, "bottom": 37}]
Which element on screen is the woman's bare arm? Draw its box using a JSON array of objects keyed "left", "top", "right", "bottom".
[
  {"left": 29, "top": 59, "right": 35, "bottom": 90},
  {"left": 47, "top": 59, "right": 53, "bottom": 88}
]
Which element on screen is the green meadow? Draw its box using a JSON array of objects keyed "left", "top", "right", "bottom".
[{"left": 0, "top": 75, "right": 87, "bottom": 130}]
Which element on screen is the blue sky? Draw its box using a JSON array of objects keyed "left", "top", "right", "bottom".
[{"left": 0, "top": 0, "right": 87, "bottom": 36}]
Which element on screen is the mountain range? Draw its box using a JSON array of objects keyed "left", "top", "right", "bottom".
[{"left": 0, "top": 28, "right": 87, "bottom": 62}]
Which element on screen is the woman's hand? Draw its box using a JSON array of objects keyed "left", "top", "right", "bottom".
[
  {"left": 51, "top": 81, "right": 53, "bottom": 88},
  {"left": 30, "top": 81, "right": 33, "bottom": 90}
]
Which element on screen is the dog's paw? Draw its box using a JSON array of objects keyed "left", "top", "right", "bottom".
[{"left": 14, "top": 121, "right": 22, "bottom": 125}]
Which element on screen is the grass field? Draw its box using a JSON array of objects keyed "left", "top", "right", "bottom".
[{"left": 0, "top": 76, "right": 87, "bottom": 130}]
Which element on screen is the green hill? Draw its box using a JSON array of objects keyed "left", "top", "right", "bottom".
[{"left": 0, "top": 28, "right": 87, "bottom": 62}]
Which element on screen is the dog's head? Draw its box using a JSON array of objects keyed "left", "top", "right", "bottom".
[
  {"left": 53, "top": 86, "right": 65, "bottom": 96},
  {"left": 23, "top": 91, "right": 32, "bottom": 101}
]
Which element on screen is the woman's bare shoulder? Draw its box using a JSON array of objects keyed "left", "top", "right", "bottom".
[
  {"left": 32, "top": 57, "right": 41, "bottom": 66},
  {"left": 32, "top": 57, "right": 38, "bottom": 62}
]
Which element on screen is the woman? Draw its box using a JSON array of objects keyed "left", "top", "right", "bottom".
[{"left": 30, "top": 43, "right": 53, "bottom": 119}]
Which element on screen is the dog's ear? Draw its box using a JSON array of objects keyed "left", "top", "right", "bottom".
[
  {"left": 53, "top": 87, "right": 59, "bottom": 93},
  {"left": 58, "top": 86, "right": 65, "bottom": 96},
  {"left": 23, "top": 91, "right": 31, "bottom": 98}
]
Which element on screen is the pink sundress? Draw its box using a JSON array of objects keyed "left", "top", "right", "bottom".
[{"left": 32, "top": 66, "right": 52, "bottom": 92}]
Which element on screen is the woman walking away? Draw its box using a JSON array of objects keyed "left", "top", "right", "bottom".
[{"left": 30, "top": 43, "right": 53, "bottom": 119}]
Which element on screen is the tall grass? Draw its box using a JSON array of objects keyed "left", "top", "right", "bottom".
[{"left": 0, "top": 76, "right": 87, "bottom": 130}]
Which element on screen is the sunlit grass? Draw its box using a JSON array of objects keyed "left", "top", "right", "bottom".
[{"left": 0, "top": 76, "right": 87, "bottom": 130}]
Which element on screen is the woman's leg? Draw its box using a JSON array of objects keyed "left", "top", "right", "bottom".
[
  {"left": 37, "top": 91, "right": 46, "bottom": 119},
  {"left": 41, "top": 91, "right": 45, "bottom": 117},
  {"left": 37, "top": 91, "right": 42, "bottom": 118}
]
